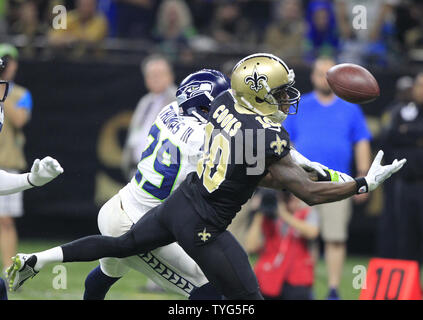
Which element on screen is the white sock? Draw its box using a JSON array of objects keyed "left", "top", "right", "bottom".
[{"left": 33, "top": 247, "right": 64, "bottom": 271}]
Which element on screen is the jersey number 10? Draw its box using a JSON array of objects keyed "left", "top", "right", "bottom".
[{"left": 197, "top": 122, "right": 230, "bottom": 193}]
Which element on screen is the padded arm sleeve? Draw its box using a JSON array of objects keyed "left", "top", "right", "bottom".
[{"left": 0, "top": 170, "right": 32, "bottom": 195}]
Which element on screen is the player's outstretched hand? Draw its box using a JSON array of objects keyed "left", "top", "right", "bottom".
[
  {"left": 290, "top": 148, "right": 328, "bottom": 177},
  {"left": 365, "top": 150, "right": 406, "bottom": 192},
  {"left": 28, "top": 156, "right": 64, "bottom": 187}
]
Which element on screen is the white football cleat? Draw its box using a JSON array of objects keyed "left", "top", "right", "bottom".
[{"left": 6, "top": 254, "right": 38, "bottom": 292}]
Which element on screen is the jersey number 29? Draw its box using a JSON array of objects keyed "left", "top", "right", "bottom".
[{"left": 135, "top": 124, "right": 181, "bottom": 201}]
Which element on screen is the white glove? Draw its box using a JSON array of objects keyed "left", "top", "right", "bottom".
[
  {"left": 290, "top": 148, "right": 328, "bottom": 177},
  {"left": 28, "top": 156, "right": 64, "bottom": 187},
  {"left": 365, "top": 150, "right": 406, "bottom": 192}
]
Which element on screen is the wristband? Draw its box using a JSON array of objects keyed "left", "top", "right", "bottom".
[
  {"left": 27, "top": 173, "right": 37, "bottom": 187},
  {"left": 354, "top": 177, "right": 368, "bottom": 194}
]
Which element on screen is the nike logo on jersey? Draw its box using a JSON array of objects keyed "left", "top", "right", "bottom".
[{"left": 267, "top": 127, "right": 281, "bottom": 132}]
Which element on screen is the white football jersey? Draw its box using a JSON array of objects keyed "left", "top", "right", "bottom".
[{"left": 119, "top": 101, "right": 205, "bottom": 223}]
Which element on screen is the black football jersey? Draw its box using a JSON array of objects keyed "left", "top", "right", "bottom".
[{"left": 181, "top": 90, "right": 291, "bottom": 229}]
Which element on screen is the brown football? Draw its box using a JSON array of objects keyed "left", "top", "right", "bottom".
[{"left": 326, "top": 63, "right": 380, "bottom": 104}]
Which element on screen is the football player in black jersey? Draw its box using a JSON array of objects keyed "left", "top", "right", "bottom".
[{"left": 8, "top": 54, "right": 406, "bottom": 300}]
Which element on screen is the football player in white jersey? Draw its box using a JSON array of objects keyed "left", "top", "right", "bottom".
[{"left": 0, "top": 60, "right": 63, "bottom": 300}]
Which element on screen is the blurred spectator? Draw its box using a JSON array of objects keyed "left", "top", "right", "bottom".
[
  {"left": 10, "top": 0, "right": 45, "bottom": 36},
  {"left": 209, "top": 2, "right": 256, "bottom": 49},
  {"left": 245, "top": 190, "right": 319, "bottom": 300},
  {"left": 376, "top": 75, "right": 413, "bottom": 258},
  {"left": 264, "top": 0, "right": 306, "bottom": 63},
  {"left": 97, "top": 0, "right": 117, "bottom": 37},
  {"left": 47, "top": 0, "right": 108, "bottom": 57},
  {"left": 393, "top": 76, "right": 414, "bottom": 104},
  {"left": 9, "top": 1, "right": 48, "bottom": 56},
  {"left": 378, "top": 72, "right": 423, "bottom": 265},
  {"left": 153, "top": 0, "right": 196, "bottom": 63},
  {"left": 121, "top": 54, "right": 176, "bottom": 179},
  {"left": 394, "top": 0, "right": 419, "bottom": 50},
  {"left": 115, "top": 0, "right": 157, "bottom": 39},
  {"left": 0, "top": 0, "right": 6, "bottom": 37},
  {"left": 0, "top": 44, "right": 33, "bottom": 273},
  {"left": 283, "top": 56, "right": 372, "bottom": 300},
  {"left": 304, "top": 0, "right": 339, "bottom": 62},
  {"left": 403, "top": 1, "right": 423, "bottom": 63},
  {"left": 187, "top": 0, "right": 215, "bottom": 35},
  {"left": 335, "top": 0, "right": 399, "bottom": 66}
]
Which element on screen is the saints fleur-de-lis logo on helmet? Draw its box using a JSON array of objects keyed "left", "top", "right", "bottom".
[{"left": 244, "top": 66, "right": 268, "bottom": 92}]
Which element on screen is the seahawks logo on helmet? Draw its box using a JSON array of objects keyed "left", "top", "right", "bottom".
[
  {"left": 244, "top": 67, "right": 268, "bottom": 92},
  {"left": 178, "top": 81, "right": 213, "bottom": 100}
]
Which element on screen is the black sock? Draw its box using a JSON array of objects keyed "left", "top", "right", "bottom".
[{"left": 83, "top": 266, "right": 120, "bottom": 300}]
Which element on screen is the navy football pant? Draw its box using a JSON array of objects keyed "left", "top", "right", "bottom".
[{"left": 62, "top": 187, "right": 263, "bottom": 300}]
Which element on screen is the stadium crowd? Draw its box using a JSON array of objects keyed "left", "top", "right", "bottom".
[{"left": 0, "top": 0, "right": 421, "bottom": 66}]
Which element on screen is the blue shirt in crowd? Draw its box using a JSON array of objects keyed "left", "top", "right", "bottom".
[
  {"left": 283, "top": 92, "right": 371, "bottom": 175},
  {"left": 8, "top": 82, "right": 33, "bottom": 114}
]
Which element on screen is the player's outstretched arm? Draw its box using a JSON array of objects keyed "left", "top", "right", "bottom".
[
  {"left": 266, "top": 150, "right": 406, "bottom": 206},
  {"left": 266, "top": 154, "right": 357, "bottom": 205},
  {"left": 0, "top": 156, "right": 64, "bottom": 195}
]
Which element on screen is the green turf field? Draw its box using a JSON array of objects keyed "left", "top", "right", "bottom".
[{"left": 2, "top": 240, "right": 369, "bottom": 300}]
